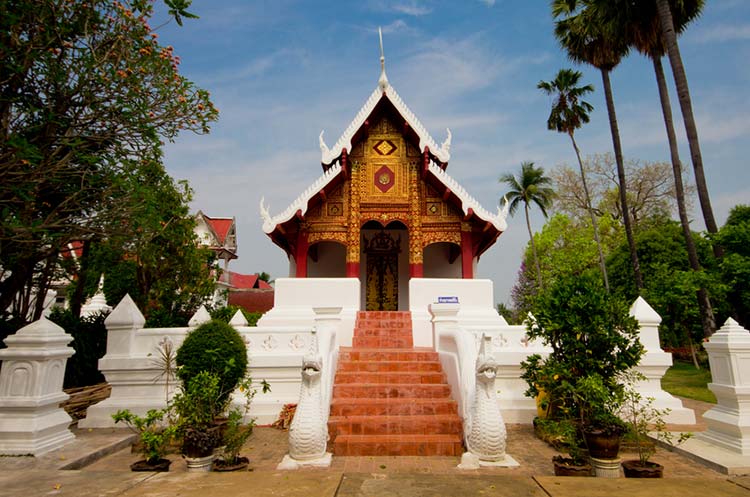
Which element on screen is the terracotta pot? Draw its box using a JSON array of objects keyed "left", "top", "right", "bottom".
[
  {"left": 584, "top": 429, "right": 622, "bottom": 460},
  {"left": 552, "top": 456, "right": 593, "bottom": 477},
  {"left": 213, "top": 456, "right": 249, "bottom": 472},
  {"left": 621, "top": 459, "right": 664, "bottom": 478},
  {"left": 130, "top": 458, "right": 171, "bottom": 472}
]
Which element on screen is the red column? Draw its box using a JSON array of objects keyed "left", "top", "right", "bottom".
[
  {"left": 461, "top": 231, "right": 474, "bottom": 279},
  {"left": 295, "top": 232, "right": 308, "bottom": 278},
  {"left": 346, "top": 261, "right": 360, "bottom": 277},
  {"left": 410, "top": 263, "right": 423, "bottom": 278}
]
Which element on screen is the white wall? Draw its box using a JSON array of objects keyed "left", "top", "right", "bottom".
[
  {"left": 423, "top": 242, "right": 462, "bottom": 278},
  {"left": 307, "top": 242, "right": 346, "bottom": 278},
  {"left": 410, "top": 278, "right": 503, "bottom": 348}
]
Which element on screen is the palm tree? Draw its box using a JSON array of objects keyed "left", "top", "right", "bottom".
[
  {"left": 538, "top": 69, "right": 609, "bottom": 291},
  {"left": 612, "top": 0, "right": 717, "bottom": 337},
  {"left": 552, "top": 0, "right": 643, "bottom": 291},
  {"left": 654, "top": 0, "right": 720, "bottom": 248},
  {"left": 500, "top": 162, "right": 554, "bottom": 289}
]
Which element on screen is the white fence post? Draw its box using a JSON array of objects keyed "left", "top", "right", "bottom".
[
  {"left": 630, "top": 296, "right": 696, "bottom": 424},
  {"left": 0, "top": 316, "right": 76, "bottom": 455},
  {"left": 699, "top": 318, "right": 750, "bottom": 454}
]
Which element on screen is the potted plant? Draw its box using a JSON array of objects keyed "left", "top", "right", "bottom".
[
  {"left": 520, "top": 272, "right": 644, "bottom": 475},
  {"left": 213, "top": 409, "right": 253, "bottom": 471},
  {"left": 574, "top": 374, "right": 628, "bottom": 460},
  {"left": 619, "top": 374, "right": 691, "bottom": 478},
  {"left": 550, "top": 418, "right": 592, "bottom": 476},
  {"left": 112, "top": 408, "right": 176, "bottom": 472},
  {"left": 172, "top": 371, "right": 223, "bottom": 472},
  {"left": 213, "top": 375, "right": 271, "bottom": 471}
]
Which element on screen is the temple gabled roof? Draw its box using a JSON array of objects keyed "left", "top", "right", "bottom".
[
  {"left": 318, "top": 83, "right": 452, "bottom": 167},
  {"left": 260, "top": 78, "right": 509, "bottom": 239}
]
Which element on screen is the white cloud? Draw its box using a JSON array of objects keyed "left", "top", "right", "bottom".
[
  {"left": 479, "top": 0, "right": 496, "bottom": 6},
  {"left": 380, "top": 19, "right": 412, "bottom": 34},
  {"left": 688, "top": 23, "right": 750, "bottom": 44},
  {"left": 369, "top": 0, "right": 432, "bottom": 17},
  {"left": 392, "top": 1, "right": 432, "bottom": 16}
]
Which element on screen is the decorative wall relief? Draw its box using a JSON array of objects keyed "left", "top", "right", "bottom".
[{"left": 262, "top": 335, "right": 279, "bottom": 351}]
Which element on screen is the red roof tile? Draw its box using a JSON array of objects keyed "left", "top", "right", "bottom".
[
  {"left": 227, "top": 271, "right": 273, "bottom": 290},
  {"left": 60, "top": 241, "right": 84, "bottom": 260},
  {"left": 204, "top": 217, "right": 233, "bottom": 245},
  {"left": 228, "top": 289, "right": 274, "bottom": 314},
  {"left": 229, "top": 272, "right": 258, "bottom": 289}
]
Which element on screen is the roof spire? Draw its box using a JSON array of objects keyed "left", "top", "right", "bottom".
[{"left": 378, "top": 27, "right": 389, "bottom": 91}]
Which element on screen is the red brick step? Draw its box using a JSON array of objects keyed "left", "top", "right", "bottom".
[
  {"left": 329, "top": 398, "right": 458, "bottom": 417},
  {"left": 330, "top": 311, "right": 464, "bottom": 456},
  {"left": 332, "top": 434, "right": 463, "bottom": 457}
]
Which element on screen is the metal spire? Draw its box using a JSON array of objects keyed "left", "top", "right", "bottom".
[{"left": 378, "top": 27, "right": 389, "bottom": 90}]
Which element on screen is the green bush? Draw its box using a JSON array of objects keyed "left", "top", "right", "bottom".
[
  {"left": 48, "top": 308, "right": 108, "bottom": 389},
  {"left": 175, "top": 320, "right": 247, "bottom": 407},
  {"left": 521, "top": 271, "right": 644, "bottom": 421}
]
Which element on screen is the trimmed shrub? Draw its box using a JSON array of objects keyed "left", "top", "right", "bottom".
[{"left": 175, "top": 320, "right": 247, "bottom": 407}]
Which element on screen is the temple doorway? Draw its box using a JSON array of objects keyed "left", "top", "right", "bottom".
[{"left": 360, "top": 221, "right": 408, "bottom": 311}]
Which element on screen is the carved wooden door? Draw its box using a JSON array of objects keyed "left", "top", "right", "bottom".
[{"left": 364, "top": 231, "right": 400, "bottom": 311}]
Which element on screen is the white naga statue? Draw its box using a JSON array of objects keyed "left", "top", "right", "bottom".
[
  {"left": 459, "top": 334, "right": 516, "bottom": 468},
  {"left": 278, "top": 330, "right": 331, "bottom": 469}
]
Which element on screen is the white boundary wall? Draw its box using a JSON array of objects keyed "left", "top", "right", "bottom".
[
  {"left": 80, "top": 277, "right": 694, "bottom": 427},
  {"left": 81, "top": 279, "right": 359, "bottom": 427}
]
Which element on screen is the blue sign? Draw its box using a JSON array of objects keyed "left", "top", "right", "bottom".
[{"left": 437, "top": 296, "right": 459, "bottom": 304}]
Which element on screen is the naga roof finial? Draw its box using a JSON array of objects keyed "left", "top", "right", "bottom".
[{"left": 378, "top": 27, "right": 389, "bottom": 91}]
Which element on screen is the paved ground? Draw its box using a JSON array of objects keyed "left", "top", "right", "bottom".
[{"left": 1, "top": 397, "right": 747, "bottom": 497}]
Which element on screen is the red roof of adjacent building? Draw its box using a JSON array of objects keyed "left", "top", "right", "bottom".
[
  {"left": 204, "top": 216, "right": 234, "bottom": 245},
  {"left": 60, "top": 241, "right": 84, "bottom": 260},
  {"left": 228, "top": 289, "right": 274, "bottom": 314},
  {"left": 227, "top": 271, "right": 272, "bottom": 290}
]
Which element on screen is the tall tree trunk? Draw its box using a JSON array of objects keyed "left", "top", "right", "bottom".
[
  {"left": 525, "top": 202, "right": 543, "bottom": 289},
  {"left": 652, "top": 55, "right": 716, "bottom": 338},
  {"left": 569, "top": 132, "right": 610, "bottom": 292},
  {"left": 601, "top": 68, "right": 643, "bottom": 291},
  {"left": 655, "top": 0, "right": 722, "bottom": 259}
]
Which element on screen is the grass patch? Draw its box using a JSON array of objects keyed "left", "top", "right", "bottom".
[{"left": 661, "top": 360, "right": 716, "bottom": 404}]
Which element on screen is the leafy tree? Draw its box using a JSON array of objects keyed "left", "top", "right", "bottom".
[
  {"left": 496, "top": 302, "right": 516, "bottom": 325},
  {"left": 714, "top": 205, "right": 750, "bottom": 327},
  {"left": 552, "top": 154, "right": 689, "bottom": 228},
  {"left": 552, "top": 0, "right": 643, "bottom": 291},
  {"left": 607, "top": 220, "right": 724, "bottom": 354},
  {"left": 511, "top": 213, "right": 622, "bottom": 317},
  {"left": 73, "top": 167, "right": 216, "bottom": 326},
  {"left": 500, "top": 162, "right": 554, "bottom": 289},
  {"left": 538, "top": 69, "right": 609, "bottom": 291},
  {"left": 0, "top": 0, "right": 218, "bottom": 320}
]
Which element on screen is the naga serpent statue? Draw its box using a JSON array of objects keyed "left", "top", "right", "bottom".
[
  {"left": 287, "top": 330, "right": 328, "bottom": 461},
  {"left": 464, "top": 334, "right": 507, "bottom": 463}
]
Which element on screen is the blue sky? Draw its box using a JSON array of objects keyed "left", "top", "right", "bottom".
[{"left": 154, "top": 0, "right": 750, "bottom": 305}]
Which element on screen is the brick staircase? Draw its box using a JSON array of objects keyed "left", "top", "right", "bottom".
[{"left": 328, "top": 311, "right": 464, "bottom": 456}]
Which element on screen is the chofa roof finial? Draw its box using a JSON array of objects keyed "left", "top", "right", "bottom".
[{"left": 378, "top": 27, "right": 389, "bottom": 91}]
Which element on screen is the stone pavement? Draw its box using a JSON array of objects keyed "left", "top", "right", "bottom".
[{"left": 1, "top": 398, "right": 748, "bottom": 497}]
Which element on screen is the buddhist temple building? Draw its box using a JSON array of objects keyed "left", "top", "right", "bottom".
[{"left": 261, "top": 41, "right": 507, "bottom": 312}]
